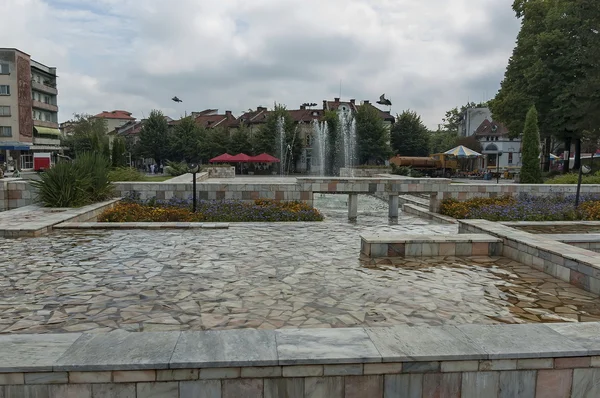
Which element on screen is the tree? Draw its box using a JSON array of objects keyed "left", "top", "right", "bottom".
[
  {"left": 228, "top": 123, "right": 253, "bottom": 155},
  {"left": 455, "top": 135, "right": 483, "bottom": 153},
  {"left": 253, "top": 105, "right": 301, "bottom": 172},
  {"left": 490, "top": 0, "right": 600, "bottom": 173},
  {"left": 390, "top": 110, "right": 430, "bottom": 157},
  {"left": 170, "top": 116, "right": 202, "bottom": 164},
  {"left": 139, "top": 110, "right": 170, "bottom": 166},
  {"left": 111, "top": 136, "right": 128, "bottom": 167},
  {"left": 442, "top": 102, "right": 488, "bottom": 133},
  {"left": 355, "top": 105, "right": 391, "bottom": 164},
  {"left": 62, "top": 114, "right": 110, "bottom": 157},
  {"left": 199, "top": 127, "right": 230, "bottom": 163},
  {"left": 429, "top": 129, "right": 458, "bottom": 154},
  {"left": 520, "top": 106, "right": 543, "bottom": 183}
]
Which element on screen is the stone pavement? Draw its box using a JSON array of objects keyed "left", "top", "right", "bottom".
[{"left": 2, "top": 211, "right": 600, "bottom": 334}]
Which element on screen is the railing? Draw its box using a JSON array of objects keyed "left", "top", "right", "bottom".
[{"left": 32, "top": 100, "right": 58, "bottom": 112}]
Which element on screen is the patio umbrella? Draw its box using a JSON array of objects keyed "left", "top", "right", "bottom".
[
  {"left": 230, "top": 153, "right": 252, "bottom": 162},
  {"left": 443, "top": 145, "right": 482, "bottom": 158},
  {"left": 250, "top": 153, "right": 280, "bottom": 163},
  {"left": 209, "top": 153, "right": 234, "bottom": 163}
]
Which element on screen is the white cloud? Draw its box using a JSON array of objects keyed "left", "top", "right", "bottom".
[{"left": 1, "top": 0, "right": 520, "bottom": 127}]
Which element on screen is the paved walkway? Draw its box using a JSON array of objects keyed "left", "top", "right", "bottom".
[{"left": 1, "top": 195, "right": 600, "bottom": 333}]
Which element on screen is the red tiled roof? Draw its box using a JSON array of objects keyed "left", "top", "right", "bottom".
[
  {"left": 359, "top": 103, "right": 395, "bottom": 122},
  {"left": 474, "top": 119, "right": 509, "bottom": 136},
  {"left": 94, "top": 110, "right": 135, "bottom": 120},
  {"left": 195, "top": 113, "right": 236, "bottom": 129}
]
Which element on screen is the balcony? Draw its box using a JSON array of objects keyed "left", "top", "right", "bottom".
[
  {"left": 34, "top": 120, "right": 59, "bottom": 129},
  {"left": 33, "top": 136, "right": 60, "bottom": 146},
  {"left": 31, "top": 80, "right": 58, "bottom": 95},
  {"left": 32, "top": 100, "right": 58, "bottom": 113}
]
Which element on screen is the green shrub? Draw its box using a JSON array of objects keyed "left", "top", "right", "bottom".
[
  {"left": 31, "top": 161, "right": 91, "bottom": 207},
  {"left": 109, "top": 167, "right": 147, "bottom": 182},
  {"left": 165, "top": 160, "right": 189, "bottom": 176},
  {"left": 545, "top": 171, "right": 600, "bottom": 184},
  {"left": 31, "top": 152, "right": 114, "bottom": 207}
]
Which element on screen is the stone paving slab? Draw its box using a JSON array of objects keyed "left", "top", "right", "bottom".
[
  {"left": 54, "top": 331, "right": 180, "bottom": 371},
  {"left": 365, "top": 326, "right": 487, "bottom": 362},
  {"left": 455, "top": 324, "right": 588, "bottom": 359},
  {"left": 171, "top": 330, "right": 278, "bottom": 368},
  {"left": 275, "top": 328, "right": 382, "bottom": 365},
  {"left": 546, "top": 322, "right": 600, "bottom": 355},
  {"left": 538, "top": 234, "right": 600, "bottom": 243},
  {"left": 0, "top": 333, "right": 82, "bottom": 372}
]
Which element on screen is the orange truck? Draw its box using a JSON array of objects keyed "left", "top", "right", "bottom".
[{"left": 389, "top": 153, "right": 458, "bottom": 176}]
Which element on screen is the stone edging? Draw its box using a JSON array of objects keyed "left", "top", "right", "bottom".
[
  {"left": 54, "top": 222, "right": 230, "bottom": 230},
  {"left": 1, "top": 323, "right": 599, "bottom": 373},
  {"left": 401, "top": 203, "right": 458, "bottom": 224}
]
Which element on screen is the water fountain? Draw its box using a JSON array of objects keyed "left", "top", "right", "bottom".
[
  {"left": 311, "top": 110, "right": 357, "bottom": 176},
  {"left": 312, "top": 120, "right": 328, "bottom": 176}
]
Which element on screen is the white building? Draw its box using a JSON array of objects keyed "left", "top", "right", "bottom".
[{"left": 474, "top": 119, "right": 522, "bottom": 171}]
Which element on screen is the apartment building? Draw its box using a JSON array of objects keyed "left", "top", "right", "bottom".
[{"left": 0, "top": 48, "right": 60, "bottom": 171}]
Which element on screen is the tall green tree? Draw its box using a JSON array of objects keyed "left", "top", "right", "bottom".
[
  {"left": 491, "top": 0, "right": 600, "bottom": 173},
  {"left": 390, "top": 110, "right": 430, "bottom": 157},
  {"left": 228, "top": 123, "right": 253, "bottom": 155},
  {"left": 62, "top": 114, "right": 110, "bottom": 157},
  {"left": 253, "top": 105, "right": 301, "bottom": 172},
  {"left": 170, "top": 116, "right": 202, "bottom": 163},
  {"left": 111, "top": 136, "right": 128, "bottom": 167},
  {"left": 520, "top": 106, "right": 543, "bottom": 183},
  {"left": 199, "top": 127, "right": 231, "bottom": 163},
  {"left": 355, "top": 105, "right": 391, "bottom": 164},
  {"left": 139, "top": 110, "right": 170, "bottom": 166}
]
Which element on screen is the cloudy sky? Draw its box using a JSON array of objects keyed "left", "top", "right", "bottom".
[{"left": 3, "top": 0, "right": 521, "bottom": 128}]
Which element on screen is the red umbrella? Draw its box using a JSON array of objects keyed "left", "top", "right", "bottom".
[
  {"left": 250, "top": 153, "right": 280, "bottom": 163},
  {"left": 230, "top": 153, "right": 252, "bottom": 162},
  {"left": 209, "top": 153, "right": 234, "bottom": 163}
]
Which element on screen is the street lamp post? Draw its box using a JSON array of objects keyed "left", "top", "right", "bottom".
[
  {"left": 575, "top": 165, "right": 591, "bottom": 208},
  {"left": 189, "top": 163, "right": 199, "bottom": 212},
  {"left": 496, "top": 151, "right": 503, "bottom": 184}
]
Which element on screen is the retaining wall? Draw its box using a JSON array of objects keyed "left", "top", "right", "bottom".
[
  {"left": 203, "top": 166, "right": 235, "bottom": 178},
  {"left": 1, "top": 324, "right": 600, "bottom": 398},
  {"left": 339, "top": 168, "right": 391, "bottom": 177}
]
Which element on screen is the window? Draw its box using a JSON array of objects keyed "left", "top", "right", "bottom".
[
  {"left": 508, "top": 152, "right": 513, "bottom": 164},
  {"left": 0, "top": 106, "right": 9, "bottom": 116},
  {"left": 0, "top": 85, "right": 9, "bottom": 95},
  {"left": 0, "top": 126, "right": 12, "bottom": 137},
  {"left": 0, "top": 63, "right": 8, "bottom": 74},
  {"left": 20, "top": 151, "right": 33, "bottom": 170},
  {"left": 44, "top": 95, "right": 51, "bottom": 104}
]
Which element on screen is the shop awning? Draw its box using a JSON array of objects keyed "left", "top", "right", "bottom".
[
  {"left": 34, "top": 126, "right": 62, "bottom": 136},
  {"left": 0, "top": 142, "right": 30, "bottom": 151}
]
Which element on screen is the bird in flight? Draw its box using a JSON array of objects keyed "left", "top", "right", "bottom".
[
  {"left": 377, "top": 94, "right": 392, "bottom": 106},
  {"left": 172, "top": 96, "right": 183, "bottom": 103}
]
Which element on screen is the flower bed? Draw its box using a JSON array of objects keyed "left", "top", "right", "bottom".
[
  {"left": 98, "top": 194, "right": 324, "bottom": 222},
  {"left": 441, "top": 194, "right": 600, "bottom": 221}
]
